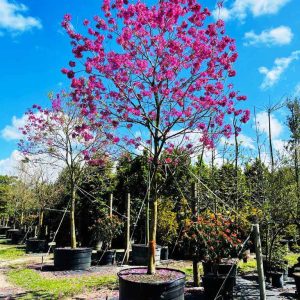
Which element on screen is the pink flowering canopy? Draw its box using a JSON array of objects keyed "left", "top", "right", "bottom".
[
  {"left": 18, "top": 92, "right": 111, "bottom": 167},
  {"left": 61, "top": 0, "right": 249, "bottom": 164}
]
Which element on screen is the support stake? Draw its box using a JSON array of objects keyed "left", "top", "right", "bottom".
[
  {"left": 125, "top": 193, "right": 131, "bottom": 264},
  {"left": 253, "top": 223, "right": 266, "bottom": 300}
]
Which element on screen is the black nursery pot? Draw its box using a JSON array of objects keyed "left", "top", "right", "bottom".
[
  {"left": 202, "top": 274, "right": 235, "bottom": 300},
  {"left": 11, "top": 230, "right": 25, "bottom": 244},
  {"left": 270, "top": 272, "right": 284, "bottom": 288},
  {"left": 118, "top": 267, "right": 186, "bottom": 300},
  {"left": 293, "top": 272, "right": 300, "bottom": 295},
  {"left": 92, "top": 249, "right": 116, "bottom": 265},
  {"left": 131, "top": 244, "right": 161, "bottom": 265},
  {"left": 160, "top": 246, "right": 169, "bottom": 260},
  {"left": 0, "top": 226, "right": 11, "bottom": 235},
  {"left": 54, "top": 247, "right": 92, "bottom": 270},
  {"left": 6, "top": 229, "right": 19, "bottom": 239},
  {"left": 26, "top": 238, "right": 47, "bottom": 253}
]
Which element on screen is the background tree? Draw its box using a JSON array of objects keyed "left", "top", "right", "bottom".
[{"left": 19, "top": 93, "right": 111, "bottom": 248}]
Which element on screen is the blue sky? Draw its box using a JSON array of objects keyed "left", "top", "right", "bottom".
[{"left": 0, "top": 0, "right": 299, "bottom": 174}]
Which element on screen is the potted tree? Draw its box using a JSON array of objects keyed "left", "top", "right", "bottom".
[
  {"left": 90, "top": 214, "right": 123, "bottom": 265},
  {"left": 61, "top": 0, "right": 249, "bottom": 297},
  {"left": 182, "top": 212, "right": 243, "bottom": 299},
  {"left": 19, "top": 93, "right": 110, "bottom": 270}
]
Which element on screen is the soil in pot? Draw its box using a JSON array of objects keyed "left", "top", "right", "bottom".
[
  {"left": 131, "top": 244, "right": 161, "bottom": 265},
  {"left": 118, "top": 267, "right": 185, "bottom": 300},
  {"left": 26, "top": 238, "right": 47, "bottom": 253},
  {"left": 92, "top": 249, "right": 116, "bottom": 265},
  {"left": 54, "top": 247, "right": 92, "bottom": 270},
  {"left": 202, "top": 274, "right": 235, "bottom": 300}
]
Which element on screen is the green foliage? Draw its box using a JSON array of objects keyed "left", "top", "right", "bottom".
[
  {"left": 157, "top": 198, "right": 178, "bottom": 246},
  {"left": 0, "top": 245, "right": 25, "bottom": 260},
  {"left": 237, "top": 257, "right": 257, "bottom": 274},
  {"left": 90, "top": 215, "right": 124, "bottom": 248},
  {"left": 8, "top": 268, "right": 116, "bottom": 299}
]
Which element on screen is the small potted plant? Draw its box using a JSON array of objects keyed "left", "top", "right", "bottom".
[
  {"left": 90, "top": 214, "right": 123, "bottom": 265},
  {"left": 182, "top": 213, "right": 243, "bottom": 299}
]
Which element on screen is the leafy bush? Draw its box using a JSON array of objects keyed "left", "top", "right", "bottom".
[{"left": 181, "top": 212, "right": 243, "bottom": 263}]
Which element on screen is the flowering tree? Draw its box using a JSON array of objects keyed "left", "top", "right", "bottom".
[
  {"left": 19, "top": 93, "right": 110, "bottom": 248},
  {"left": 61, "top": 0, "right": 249, "bottom": 273}
]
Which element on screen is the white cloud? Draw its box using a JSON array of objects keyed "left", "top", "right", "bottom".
[
  {"left": 255, "top": 112, "right": 283, "bottom": 139},
  {"left": 259, "top": 50, "right": 300, "bottom": 90},
  {"left": 0, "top": 150, "right": 23, "bottom": 176},
  {"left": 213, "top": 0, "right": 290, "bottom": 21},
  {"left": 0, "top": 0, "right": 42, "bottom": 35},
  {"left": 1, "top": 114, "right": 28, "bottom": 140},
  {"left": 244, "top": 26, "right": 293, "bottom": 47},
  {"left": 221, "top": 133, "right": 255, "bottom": 150}
]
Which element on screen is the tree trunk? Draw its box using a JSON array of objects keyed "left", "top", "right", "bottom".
[
  {"left": 70, "top": 184, "right": 77, "bottom": 248},
  {"left": 148, "top": 195, "right": 158, "bottom": 274},
  {"left": 37, "top": 209, "right": 44, "bottom": 238}
]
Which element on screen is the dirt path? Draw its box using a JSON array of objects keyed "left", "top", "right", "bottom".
[{"left": 0, "top": 268, "right": 25, "bottom": 298}]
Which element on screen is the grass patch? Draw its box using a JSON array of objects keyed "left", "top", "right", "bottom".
[
  {"left": 179, "top": 264, "right": 203, "bottom": 281},
  {"left": 0, "top": 246, "right": 25, "bottom": 260},
  {"left": 238, "top": 258, "right": 257, "bottom": 274},
  {"left": 8, "top": 268, "right": 117, "bottom": 299},
  {"left": 284, "top": 252, "right": 299, "bottom": 266}
]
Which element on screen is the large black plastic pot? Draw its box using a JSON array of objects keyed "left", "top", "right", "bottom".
[
  {"left": 0, "top": 226, "right": 11, "bottom": 235},
  {"left": 26, "top": 238, "right": 47, "bottom": 253},
  {"left": 118, "top": 267, "right": 185, "bottom": 300},
  {"left": 160, "top": 246, "right": 169, "bottom": 260},
  {"left": 270, "top": 272, "right": 284, "bottom": 288},
  {"left": 202, "top": 274, "right": 235, "bottom": 300},
  {"left": 294, "top": 272, "right": 300, "bottom": 295},
  {"left": 132, "top": 244, "right": 161, "bottom": 265},
  {"left": 202, "top": 262, "right": 237, "bottom": 277},
  {"left": 92, "top": 249, "right": 116, "bottom": 265},
  {"left": 10, "top": 230, "right": 25, "bottom": 244},
  {"left": 54, "top": 247, "right": 92, "bottom": 270},
  {"left": 6, "top": 229, "right": 19, "bottom": 239}
]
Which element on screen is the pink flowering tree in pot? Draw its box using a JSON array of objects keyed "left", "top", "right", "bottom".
[
  {"left": 19, "top": 92, "right": 111, "bottom": 268},
  {"left": 61, "top": 0, "right": 249, "bottom": 280}
]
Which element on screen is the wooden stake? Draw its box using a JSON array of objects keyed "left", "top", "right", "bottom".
[
  {"left": 253, "top": 223, "right": 266, "bottom": 300},
  {"left": 125, "top": 193, "right": 131, "bottom": 264}
]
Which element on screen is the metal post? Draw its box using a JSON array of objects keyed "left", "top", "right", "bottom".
[
  {"left": 253, "top": 223, "right": 266, "bottom": 300},
  {"left": 125, "top": 193, "right": 131, "bottom": 263}
]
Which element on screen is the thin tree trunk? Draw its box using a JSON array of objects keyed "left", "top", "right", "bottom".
[
  {"left": 268, "top": 109, "right": 274, "bottom": 171},
  {"left": 37, "top": 209, "right": 44, "bottom": 238},
  {"left": 148, "top": 192, "right": 158, "bottom": 274},
  {"left": 254, "top": 107, "right": 261, "bottom": 162},
  {"left": 70, "top": 183, "right": 77, "bottom": 248}
]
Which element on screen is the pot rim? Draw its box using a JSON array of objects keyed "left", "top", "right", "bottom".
[{"left": 118, "top": 267, "right": 186, "bottom": 285}]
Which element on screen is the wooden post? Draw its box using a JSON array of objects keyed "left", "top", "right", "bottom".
[
  {"left": 253, "top": 223, "right": 266, "bottom": 300},
  {"left": 125, "top": 193, "right": 131, "bottom": 264},
  {"left": 109, "top": 193, "right": 113, "bottom": 218}
]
